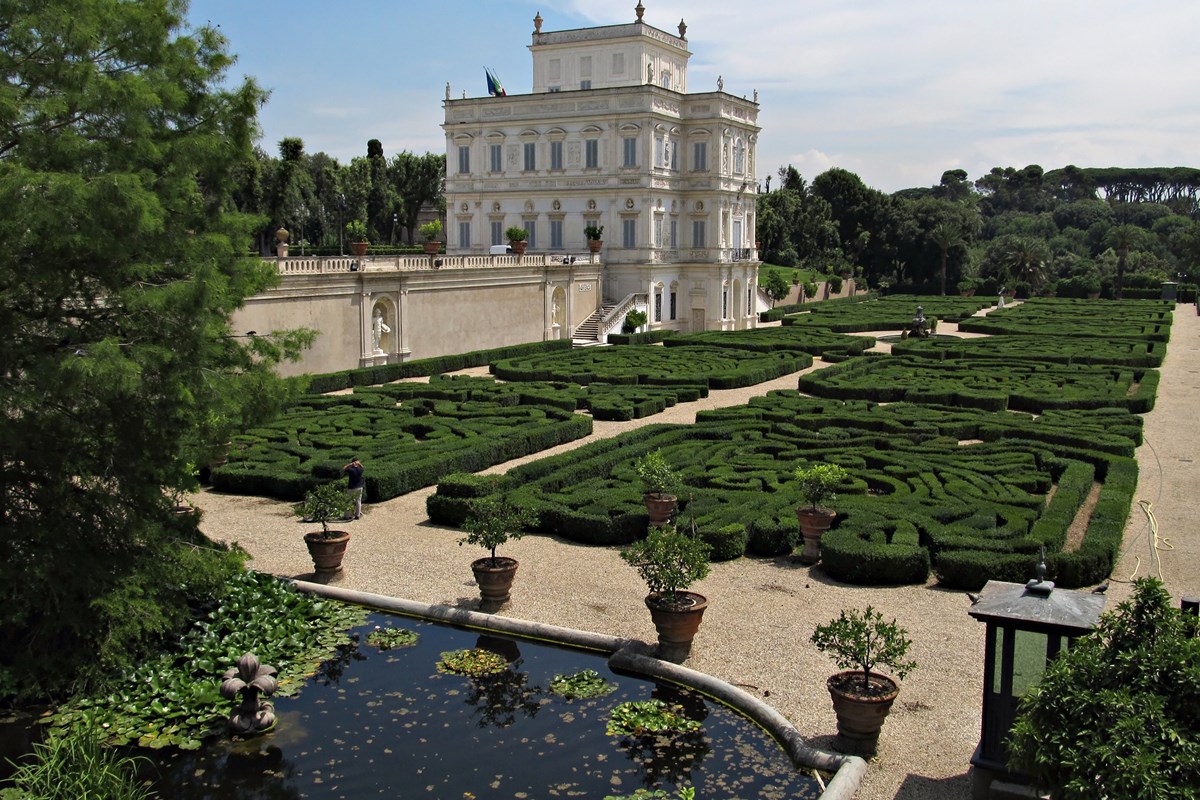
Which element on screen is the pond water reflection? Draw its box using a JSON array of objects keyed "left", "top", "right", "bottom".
[{"left": 146, "top": 612, "right": 820, "bottom": 799}]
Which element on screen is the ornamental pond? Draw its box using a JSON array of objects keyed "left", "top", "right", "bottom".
[{"left": 144, "top": 611, "right": 822, "bottom": 799}]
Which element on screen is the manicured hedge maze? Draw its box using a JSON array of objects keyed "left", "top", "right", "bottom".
[
  {"left": 957, "top": 298, "right": 1173, "bottom": 341},
  {"left": 362, "top": 374, "right": 709, "bottom": 422},
  {"left": 491, "top": 345, "right": 812, "bottom": 390},
  {"left": 210, "top": 393, "right": 591, "bottom": 502},
  {"left": 781, "top": 295, "right": 993, "bottom": 332},
  {"left": 798, "top": 355, "right": 1159, "bottom": 413},
  {"left": 427, "top": 394, "right": 1140, "bottom": 589},
  {"left": 663, "top": 327, "right": 875, "bottom": 358},
  {"left": 891, "top": 334, "right": 1167, "bottom": 368},
  {"left": 303, "top": 339, "right": 572, "bottom": 394}
]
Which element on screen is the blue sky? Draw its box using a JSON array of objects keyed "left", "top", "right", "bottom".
[{"left": 187, "top": 0, "right": 1199, "bottom": 193}]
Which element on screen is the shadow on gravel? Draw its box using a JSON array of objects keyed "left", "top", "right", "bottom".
[{"left": 893, "top": 770, "right": 972, "bottom": 800}]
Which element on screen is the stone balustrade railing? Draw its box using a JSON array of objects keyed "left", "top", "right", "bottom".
[{"left": 268, "top": 252, "right": 601, "bottom": 275}]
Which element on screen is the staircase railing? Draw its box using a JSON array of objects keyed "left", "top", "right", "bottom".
[{"left": 597, "top": 293, "right": 645, "bottom": 341}]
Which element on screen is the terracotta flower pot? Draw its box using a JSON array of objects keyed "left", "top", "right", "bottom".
[
  {"left": 645, "top": 591, "right": 708, "bottom": 662},
  {"left": 587, "top": 239, "right": 602, "bottom": 253},
  {"left": 795, "top": 506, "right": 836, "bottom": 564},
  {"left": 643, "top": 493, "right": 677, "bottom": 526},
  {"left": 350, "top": 241, "right": 369, "bottom": 257},
  {"left": 509, "top": 240, "right": 527, "bottom": 256},
  {"left": 304, "top": 531, "right": 351, "bottom": 576},
  {"left": 471, "top": 556, "right": 519, "bottom": 612},
  {"left": 423, "top": 241, "right": 441, "bottom": 255},
  {"left": 826, "top": 670, "right": 900, "bottom": 756}
]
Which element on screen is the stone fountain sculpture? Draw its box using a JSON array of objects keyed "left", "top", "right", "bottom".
[{"left": 220, "top": 652, "right": 278, "bottom": 735}]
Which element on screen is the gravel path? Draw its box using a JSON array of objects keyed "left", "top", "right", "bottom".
[{"left": 197, "top": 305, "right": 1199, "bottom": 800}]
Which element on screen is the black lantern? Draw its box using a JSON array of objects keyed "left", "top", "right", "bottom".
[{"left": 967, "top": 564, "right": 1106, "bottom": 794}]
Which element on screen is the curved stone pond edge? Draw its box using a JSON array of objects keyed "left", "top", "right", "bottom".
[{"left": 293, "top": 579, "right": 867, "bottom": 800}]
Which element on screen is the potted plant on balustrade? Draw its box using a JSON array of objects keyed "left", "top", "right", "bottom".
[
  {"left": 346, "top": 220, "right": 370, "bottom": 257},
  {"left": 295, "top": 482, "right": 356, "bottom": 577},
  {"left": 505, "top": 225, "right": 529, "bottom": 256},
  {"left": 793, "top": 462, "right": 848, "bottom": 564},
  {"left": 811, "top": 606, "right": 917, "bottom": 756},
  {"left": 621, "top": 521, "right": 711, "bottom": 662},
  {"left": 957, "top": 277, "right": 980, "bottom": 297},
  {"left": 419, "top": 219, "right": 443, "bottom": 255},
  {"left": 460, "top": 495, "right": 538, "bottom": 612},
  {"left": 584, "top": 224, "right": 604, "bottom": 253},
  {"left": 635, "top": 449, "right": 681, "bottom": 526}
]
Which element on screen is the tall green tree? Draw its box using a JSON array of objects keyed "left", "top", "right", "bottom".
[
  {"left": 1104, "top": 224, "right": 1150, "bottom": 300},
  {"left": 981, "top": 235, "right": 1051, "bottom": 291},
  {"left": 0, "top": 0, "right": 310, "bottom": 698},
  {"left": 929, "top": 222, "right": 966, "bottom": 296},
  {"left": 389, "top": 151, "right": 445, "bottom": 244}
]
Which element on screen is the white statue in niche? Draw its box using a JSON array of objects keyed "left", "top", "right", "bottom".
[{"left": 371, "top": 308, "right": 391, "bottom": 353}]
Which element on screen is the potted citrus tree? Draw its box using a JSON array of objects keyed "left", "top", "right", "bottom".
[
  {"left": 635, "top": 449, "right": 680, "bottom": 526},
  {"left": 811, "top": 606, "right": 917, "bottom": 756},
  {"left": 346, "top": 220, "right": 369, "bottom": 257},
  {"left": 621, "top": 524, "right": 711, "bottom": 662},
  {"left": 793, "top": 462, "right": 848, "bottom": 564},
  {"left": 295, "top": 482, "right": 355, "bottom": 576},
  {"left": 505, "top": 225, "right": 529, "bottom": 256},
  {"left": 419, "top": 219, "right": 442, "bottom": 255},
  {"left": 459, "top": 495, "right": 538, "bottom": 612},
  {"left": 584, "top": 224, "right": 604, "bottom": 253}
]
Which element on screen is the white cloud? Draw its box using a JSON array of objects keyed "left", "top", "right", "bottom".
[{"left": 192, "top": 0, "right": 1200, "bottom": 193}]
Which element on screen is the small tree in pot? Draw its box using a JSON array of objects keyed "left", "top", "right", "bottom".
[
  {"left": 419, "top": 219, "right": 442, "bottom": 254},
  {"left": 505, "top": 225, "right": 529, "bottom": 255},
  {"left": 584, "top": 224, "right": 604, "bottom": 253},
  {"left": 793, "top": 462, "right": 848, "bottom": 564},
  {"left": 459, "top": 495, "right": 538, "bottom": 612},
  {"left": 635, "top": 449, "right": 680, "bottom": 525},
  {"left": 295, "top": 482, "right": 355, "bottom": 576},
  {"left": 345, "top": 220, "right": 369, "bottom": 257},
  {"left": 811, "top": 606, "right": 917, "bottom": 755},
  {"left": 621, "top": 523, "right": 711, "bottom": 662}
]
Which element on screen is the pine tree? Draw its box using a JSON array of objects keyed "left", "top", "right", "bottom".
[{"left": 0, "top": 0, "right": 311, "bottom": 698}]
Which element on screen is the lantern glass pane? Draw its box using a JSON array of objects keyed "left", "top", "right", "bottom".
[
  {"left": 1012, "top": 629, "right": 1048, "bottom": 697},
  {"left": 991, "top": 626, "right": 1004, "bottom": 695}
]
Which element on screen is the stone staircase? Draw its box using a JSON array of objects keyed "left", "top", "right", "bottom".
[{"left": 572, "top": 301, "right": 617, "bottom": 345}]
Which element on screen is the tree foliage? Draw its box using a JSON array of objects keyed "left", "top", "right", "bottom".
[
  {"left": 0, "top": 0, "right": 310, "bottom": 699},
  {"left": 1008, "top": 578, "right": 1200, "bottom": 798}
]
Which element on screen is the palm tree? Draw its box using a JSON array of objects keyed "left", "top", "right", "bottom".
[
  {"left": 1105, "top": 224, "right": 1142, "bottom": 301},
  {"left": 929, "top": 223, "right": 965, "bottom": 296},
  {"left": 992, "top": 235, "right": 1050, "bottom": 292}
]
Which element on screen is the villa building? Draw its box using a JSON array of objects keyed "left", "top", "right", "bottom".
[
  {"left": 231, "top": 4, "right": 761, "bottom": 376},
  {"left": 442, "top": 4, "right": 762, "bottom": 337}
]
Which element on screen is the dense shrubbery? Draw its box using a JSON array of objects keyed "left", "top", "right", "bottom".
[
  {"left": 211, "top": 395, "right": 592, "bottom": 502},
  {"left": 303, "top": 339, "right": 573, "bottom": 393},
  {"left": 799, "top": 355, "right": 1160, "bottom": 413},
  {"left": 664, "top": 326, "right": 874, "bottom": 358},
  {"left": 608, "top": 329, "right": 676, "bottom": 345},
  {"left": 956, "top": 298, "right": 1173, "bottom": 341},
  {"left": 1008, "top": 578, "right": 1200, "bottom": 798},
  {"left": 758, "top": 292, "right": 872, "bottom": 322},
  {"left": 428, "top": 394, "right": 1140, "bottom": 587},
  {"left": 891, "top": 334, "right": 1167, "bottom": 368},
  {"left": 492, "top": 345, "right": 809, "bottom": 390}
]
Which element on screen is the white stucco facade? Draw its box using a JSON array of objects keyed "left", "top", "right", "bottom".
[{"left": 443, "top": 8, "right": 762, "bottom": 333}]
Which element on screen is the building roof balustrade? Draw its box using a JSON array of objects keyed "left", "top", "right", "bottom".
[{"left": 266, "top": 253, "right": 601, "bottom": 275}]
